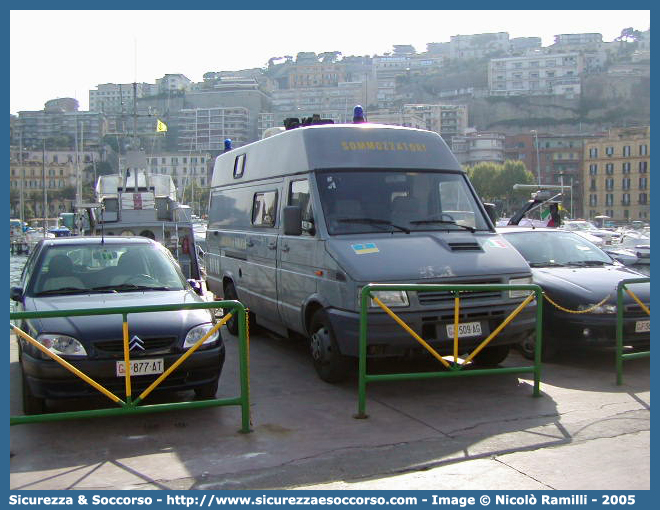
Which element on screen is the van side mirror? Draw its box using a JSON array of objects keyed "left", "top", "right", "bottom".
[
  {"left": 187, "top": 279, "right": 204, "bottom": 296},
  {"left": 10, "top": 286, "right": 24, "bottom": 302},
  {"left": 283, "top": 206, "right": 302, "bottom": 236},
  {"left": 483, "top": 203, "right": 496, "bottom": 224}
]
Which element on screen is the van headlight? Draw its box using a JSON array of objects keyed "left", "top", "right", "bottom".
[
  {"left": 363, "top": 290, "right": 410, "bottom": 308},
  {"left": 37, "top": 333, "right": 87, "bottom": 357},
  {"left": 509, "top": 277, "right": 533, "bottom": 298},
  {"left": 184, "top": 323, "right": 219, "bottom": 349}
]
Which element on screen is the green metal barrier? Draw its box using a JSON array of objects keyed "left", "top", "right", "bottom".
[
  {"left": 10, "top": 300, "right": 251, "bottom": 432},
  {"left": 616, "top": 277, "right": 650, "bottom": 385},
  {"left": 357, "top": 283, "right": 544, "bottom": 418}
]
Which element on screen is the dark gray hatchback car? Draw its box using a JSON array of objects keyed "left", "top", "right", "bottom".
[
  {"left": 11, "top": 237, "right": 225, "bottom": 414},
  {"left": 498, "top": 227, "right": 650, "bottom": 359}
]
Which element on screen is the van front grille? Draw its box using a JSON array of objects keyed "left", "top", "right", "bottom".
[{"left": 418, "top": 280, "right": 502, "bottom": 306}]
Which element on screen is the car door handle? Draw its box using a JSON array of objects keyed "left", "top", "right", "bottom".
[
  {"left": 281, "top": 244, "right": 290, "bottom": 253},
  {"left": 268, "top": 241, "right": 277, "bottom": 250}
]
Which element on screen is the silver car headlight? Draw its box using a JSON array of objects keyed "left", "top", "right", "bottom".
[
  {"left": 36, "top": 333, "right": 87, "bottom": 357},
  {"left": 509, "top": 277, "right": 533, "bottom": 298},
  {"left": 184, "top": 323, "right": 219, "bottom": 349},
  {"left": 364, "top": 290, "right": 410, "bottom": 308},
  {"left": 578, "top": 303, "right": 617, "bottom": 314}
]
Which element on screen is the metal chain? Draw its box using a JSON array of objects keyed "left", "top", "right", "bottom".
[{"left": 543, "top": 292, "right": 611, "bottom": 314}]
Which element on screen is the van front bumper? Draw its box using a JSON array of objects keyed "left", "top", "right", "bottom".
[{"left": 327, "top": 304, "right": 537, "bottom": 358}]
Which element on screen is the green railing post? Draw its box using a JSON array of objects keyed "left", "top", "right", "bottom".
[
  {"left": 615, "top": 277, "right": 650, "bottom": 385},
  {"left": 10, "top": 300, "right": 251, "bottom": 430},
  {"left": 533, "top": 286, "right": 543, "bottom": 397},
  {"left": 355, "top": 283, "right": 543, "bottom": 418},
  {"left": 355, "top": 288, "right": 370, "bottom": 419}
]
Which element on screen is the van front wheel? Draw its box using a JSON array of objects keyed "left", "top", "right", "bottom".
[
  {"left": 309, "top": 310, "right": 350, "bottom": 383},
  {"left": 222, "top": 282, "right": 239, "bottom": 336}
]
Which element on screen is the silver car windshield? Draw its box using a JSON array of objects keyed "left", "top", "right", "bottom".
[
  {"left": 503, "top": 231, "right": 613, "bottom": 267},
  {"left": 316, "top": 170, "right": 490, "bottom": 235},
  {"left": 29, "top": 243, "right": 187, "bottom": 296}
]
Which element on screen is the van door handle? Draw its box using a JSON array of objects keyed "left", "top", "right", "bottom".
[
  {"left": 268, "top": 241, "right": 277, "bottom": 250},
  {"left": 246, "top": 240, "right": 254, "bottom": 247},
  {"left": 281, "top": 244, "right": 290, "bottom": 253}
]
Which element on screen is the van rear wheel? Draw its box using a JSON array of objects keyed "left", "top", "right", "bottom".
[{"left": 309, "top": 310, "right": 351, "bottom": 383}]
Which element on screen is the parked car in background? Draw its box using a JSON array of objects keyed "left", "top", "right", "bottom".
[
  {"left": 10, "top": 237, "right": 225, "bottom": 414},
  {"left": 562, "top": 220, "right": 619, "bottom": 245},
  {"left": 498, "top": 227, "right": 650, "bottom": 359}
]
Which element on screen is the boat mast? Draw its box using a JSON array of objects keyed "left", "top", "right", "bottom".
[{"left": 19, "top": 130, "right": 24, "bottom": 229}]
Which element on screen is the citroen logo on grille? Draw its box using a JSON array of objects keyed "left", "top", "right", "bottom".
[{"left": 129, "top": 335, "right": 145, "bottom": 352}]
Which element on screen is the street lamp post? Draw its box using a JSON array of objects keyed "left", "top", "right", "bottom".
[{"left": 531, "top": 130, "right": 541, "bottom": 185}]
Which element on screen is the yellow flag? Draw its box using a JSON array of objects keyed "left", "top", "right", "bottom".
[{"left": 156, "top": 119, "right": 168, "bottom": 132}]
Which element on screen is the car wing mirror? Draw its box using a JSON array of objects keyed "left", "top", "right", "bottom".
[{"left": 283, "top": 205, "right": 303, "bottom": 236}]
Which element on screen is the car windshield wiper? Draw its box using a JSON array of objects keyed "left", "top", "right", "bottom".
[
  {"left": 336, "top": 218, "right": 410, "bottom": 234},
  {"left": 528, "top": 261, "right": 567, "bottom": 267},
  {"left": 565, "top": 260, "right": 609, "bottom": 267},
  {"left": 34, "top": 287, "right": 90, "bottom": 296},
  {"left": 90, "top": 284, "right": 172, "bottom": 292},
  {"left": 409, "top": 219, "right": 476, "bottom": 232}
]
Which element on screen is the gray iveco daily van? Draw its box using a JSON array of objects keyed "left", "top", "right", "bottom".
[{"left": 206, "top": 123, "right": 536, "bottom": 382}]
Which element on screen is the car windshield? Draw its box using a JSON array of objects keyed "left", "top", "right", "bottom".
[
  {"left": 28, "top": 242, "right": 187, "bottom": 296},
  {"left": 316, "top": 170, "right": 489, "bottom": 235},
  {"left": 502, "top": 231, "right": 613, "bottom": 267}
]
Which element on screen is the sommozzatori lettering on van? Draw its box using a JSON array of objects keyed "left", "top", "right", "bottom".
[{"left": 206, "top": 123, "right": 536, "bottom": 382}]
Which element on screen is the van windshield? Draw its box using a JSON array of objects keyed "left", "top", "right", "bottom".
[{"left": 316, "top": 170, "right": 490, "bottom": 235}]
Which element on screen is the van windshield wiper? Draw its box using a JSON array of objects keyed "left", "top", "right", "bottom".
[
  {"left": 34, "top": 287, "right": 90, "bottom": 296},
  {"left": 90, "top": 284, "right": 172, "bottom": 292},
  {"left": 409, "top": 219, "right": 476, "bottom": 232},
  {"left": 565, "top": 260, "right": 609, "bottom": 267},
  {"left": 336, "top": 218, "right": 410, "bottom": 234},
  {"left": 529, "top": 261, "right": 566, "bottom": 267}
]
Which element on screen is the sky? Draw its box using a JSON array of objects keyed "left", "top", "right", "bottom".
[{"left": 9, "top": 9, "right": 651, "bottom": 115}]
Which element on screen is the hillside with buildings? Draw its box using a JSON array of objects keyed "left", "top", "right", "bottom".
[{"left": 9, "top": 28, "right": 650, "bottom": 224}]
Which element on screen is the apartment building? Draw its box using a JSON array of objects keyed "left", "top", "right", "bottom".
[
  {"left": 402, "top": 104, "right": 468, "bottom": 142},
  {"left": 451, "top": 132, "right": 506, "bottom": 167},
  {"left": 489, "top": 53, "right": 583, "bottom": 97},
  {"left": 365, "top": 111, "right": 425, "bottom": 129},
  {"left": 449, "top": 32, "right": 510, "bottom": 60},
  {"left": 177, "top": 107, "right": 250, "bottom": 152},
  {"left": 145, "top": 152, "right": 212, "bottom": 192},
  {"left": 9, "top": 148, "right": 101, "bottom": 217},
  {"left": 89, "top": 83, "right": 155, "bottom": 113},
  {"left": 271, "top": 81, "right": 369, "bottom": 125},
  {"left": 14, "top": 108, "right": 106, "bottom": 150},
  {"left": 583, "top": 127, "right": 650, "bottom": 222}
]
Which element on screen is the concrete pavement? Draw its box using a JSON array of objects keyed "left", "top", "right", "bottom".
[{"left": 9, "top": 328, "right": 650, "bottom": 490}]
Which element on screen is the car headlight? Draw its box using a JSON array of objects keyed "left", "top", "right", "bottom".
[
  {"left": 509, "top": 277, "right": 533, "bottom": 298},
  {"left": 36, "top": 333, "right": 87, "bottom": 357},
  {"left": 364, "top": 290, "right": 410, "bottom": 308},
  {"left": 184, "top": 323, "right": 220, "bottom": 349},
  {"left": 578, "top": 303, "right": 617, "bottom": 314}
]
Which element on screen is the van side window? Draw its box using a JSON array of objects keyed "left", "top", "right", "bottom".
[
  {"left": 233, "top": 154, "right": 246, "bottom": 178},
  {"left": 252, "top": 191, "right": 278, "bottom": 227},
  {"left": 289, "top": 179, "right": 315, "bottom": 235}
]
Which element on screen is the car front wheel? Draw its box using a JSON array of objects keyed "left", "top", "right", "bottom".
[{"left": 22, "top": 370, "right": 46, "bottom": 415}]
